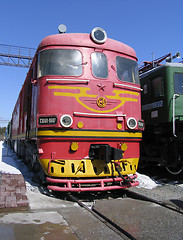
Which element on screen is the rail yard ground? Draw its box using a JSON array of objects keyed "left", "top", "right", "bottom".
[{"left": 0, "top": 141, "right": 183, "bottom": 240}]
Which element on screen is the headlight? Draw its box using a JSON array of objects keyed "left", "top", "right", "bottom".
[
  {"left": 127, "top": 117, "right": 137, "bottom": 129},
  {"left": 60, "top": 115, "right": 73, "bottom": 128},
  {"left": 90, "top": 27, "right": 107, "bottom": 44}
]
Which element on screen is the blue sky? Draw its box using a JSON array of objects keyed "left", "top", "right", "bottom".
[{"left": 0, "top": 0, "right": 182, "bottom": 127}]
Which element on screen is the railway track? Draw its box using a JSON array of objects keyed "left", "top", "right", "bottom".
[
  {"left": 125, "top": 189, "right": 183, "bottom": 214},
  {"left": 62, "top": 188, "right": 183, "bottom": 240},
  {"left": 67, "top": 193, "right": 137, "bottom": 240}
]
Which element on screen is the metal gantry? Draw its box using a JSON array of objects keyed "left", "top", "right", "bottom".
[
  {"left": 0, "top": 118, "right": 10, "bottom": 123},
  {"left": 0, "top": 44, "right": 36, "bottom": 68}
]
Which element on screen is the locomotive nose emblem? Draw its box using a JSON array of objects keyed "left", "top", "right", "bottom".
[{"left": 97, "top": 97, "right": 107, "bottom": 108}]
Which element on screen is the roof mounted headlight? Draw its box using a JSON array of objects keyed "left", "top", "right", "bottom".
[
  {"left": 90, "top": 27, "right": 107, "bottom": 44},
  {"left": 127, "top": 117, "right": 137, "bottom": 130},
  {"left": 60, "top": 115, "right": 73, "bottom": 128}
]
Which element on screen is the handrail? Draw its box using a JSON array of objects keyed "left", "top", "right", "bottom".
[
  {"left": 173, "top": 94, "right": 179, "bottom": 137},
  {"left": 113, "top": 82, "right": 143, "bottom": 91},
  {"left": 46, "top": 78, "right": 89, "bottom": 84},
  {"left": 74, "top": 112, "right": 126, "bottom": 117}
]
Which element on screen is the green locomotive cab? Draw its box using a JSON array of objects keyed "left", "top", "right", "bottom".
[{"left": 140, "top": 61, "right": 183, "bottom": 175}]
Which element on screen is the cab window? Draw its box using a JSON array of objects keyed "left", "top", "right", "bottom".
[
  {"left": 38, "top": 49, "right": 82, "bottom": 77},
  {"left": 116, "top": 57, "right": 139, "bottom": 84},
  {"left": 91, "top": 52, "right": 108, "bottom": 79}
]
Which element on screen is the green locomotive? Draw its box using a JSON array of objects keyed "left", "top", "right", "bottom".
[{"left": 139, "top": 53, "right": 183, "bottom": 175}]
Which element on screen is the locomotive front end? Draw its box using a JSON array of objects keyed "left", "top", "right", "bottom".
[{"left": 35, "top": 27, "right": 144, "bottom": 191}]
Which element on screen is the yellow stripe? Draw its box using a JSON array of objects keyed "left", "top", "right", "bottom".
[
  {"left": 48, "top": 85, "right": 139, "bottom": 113},
  {"left": 37, "top": 129, "right": 142, "bottom": 138}
]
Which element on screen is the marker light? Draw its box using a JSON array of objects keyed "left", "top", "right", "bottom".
[
  {"left": 60, "top": 115, "right": 73, "bottom": 128},
  {"left": 138, "top": 120, "right": 145, "bottom": 130},
  {"left": 127, "top": 117, "right": 137, "bottom": 130},
  {"left": 70, "top": 142, "right": 78, "bottom": 152},
  {"left": 121, "top": 143, "right": 128, "bottom": 152},
  {"left": 90, "top": 27, "right": 107, "bottom": 44}
]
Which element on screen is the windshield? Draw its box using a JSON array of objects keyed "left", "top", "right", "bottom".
[
  {"left": 116, "top": 57, "right": 139, "bottom": 84},
  {"left": 38, "top": 49, "right": 82, "bottom": 77},
  {"left": 91, "top": 52, "right": 108, "bottom": 79},
  {"left": 174, "top": 73, "right": 183, "bottom": 94}
]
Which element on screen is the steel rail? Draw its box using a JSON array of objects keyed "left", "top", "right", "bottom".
[
  {"left": 67, "top": 193, "right": 137, "bottom": 240},
  {"left": 125, "top": 189, "right": 183, "bottom": 214}
]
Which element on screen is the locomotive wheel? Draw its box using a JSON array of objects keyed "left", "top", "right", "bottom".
[
  {"left": 165, "top": 165, "right": 183, "bottom": 175},
  {"left": 165, "top": 154, "right": 183, "bottom": 175}
]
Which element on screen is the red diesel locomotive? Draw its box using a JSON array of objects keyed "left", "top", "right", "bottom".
[{"left": 9, "top": 26, "right": 144, "bottom": 191}]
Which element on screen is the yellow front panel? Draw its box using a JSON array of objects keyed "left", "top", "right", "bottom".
[{"left": 39, "top": 157, "right": 139, "bottom": 178}]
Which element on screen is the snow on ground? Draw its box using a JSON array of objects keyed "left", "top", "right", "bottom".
[
  {"left": 0, "top": 141, "right": 21, "bottom": 174},
  {"left": 136, "top": 172, "right": 159, "bottom": 189},
  {"left": 0, "top": 141, "right": 39, "bottom": 193},
  {"left": 0, "top": 141, "right": 158, "bottom": 190}
]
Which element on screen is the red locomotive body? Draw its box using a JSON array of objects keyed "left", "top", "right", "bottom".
[{"left": 10, "top": 27, "right": 144, "bottom": 191}]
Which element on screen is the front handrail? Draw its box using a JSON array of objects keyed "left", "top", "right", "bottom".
[{"left": 173, "top": 94, "right": 179, "bottom": 137}]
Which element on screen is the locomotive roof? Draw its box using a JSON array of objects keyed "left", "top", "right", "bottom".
[
  {"left": 37, "top": 33, "right": 137, "bottom": 60},
  {"left": 140, "top": 62, "right": 183, "bottom": 78}
]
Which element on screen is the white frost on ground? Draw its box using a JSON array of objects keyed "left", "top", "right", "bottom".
[
  {"left": 136, "top": 172, "right": 158, "bottom": 189},
  {"left": 0, "top": 141, "right": 158, "bottom": 190},
  {"left": 0, "top": 141, "right": 39, "bottom": 193},
  {"left": 0, "top": 141, "right": 21, "bottom": 174}
]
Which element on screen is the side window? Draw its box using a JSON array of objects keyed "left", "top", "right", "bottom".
[
  {"left": 174, "top": 73, "right": 183, "bottom": 94},
  {"left": 151, "top": 76, "right": 164, "bottom": 98},
  {"left": 91, "top": 52, "right": 108, "bottom": 79}
]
